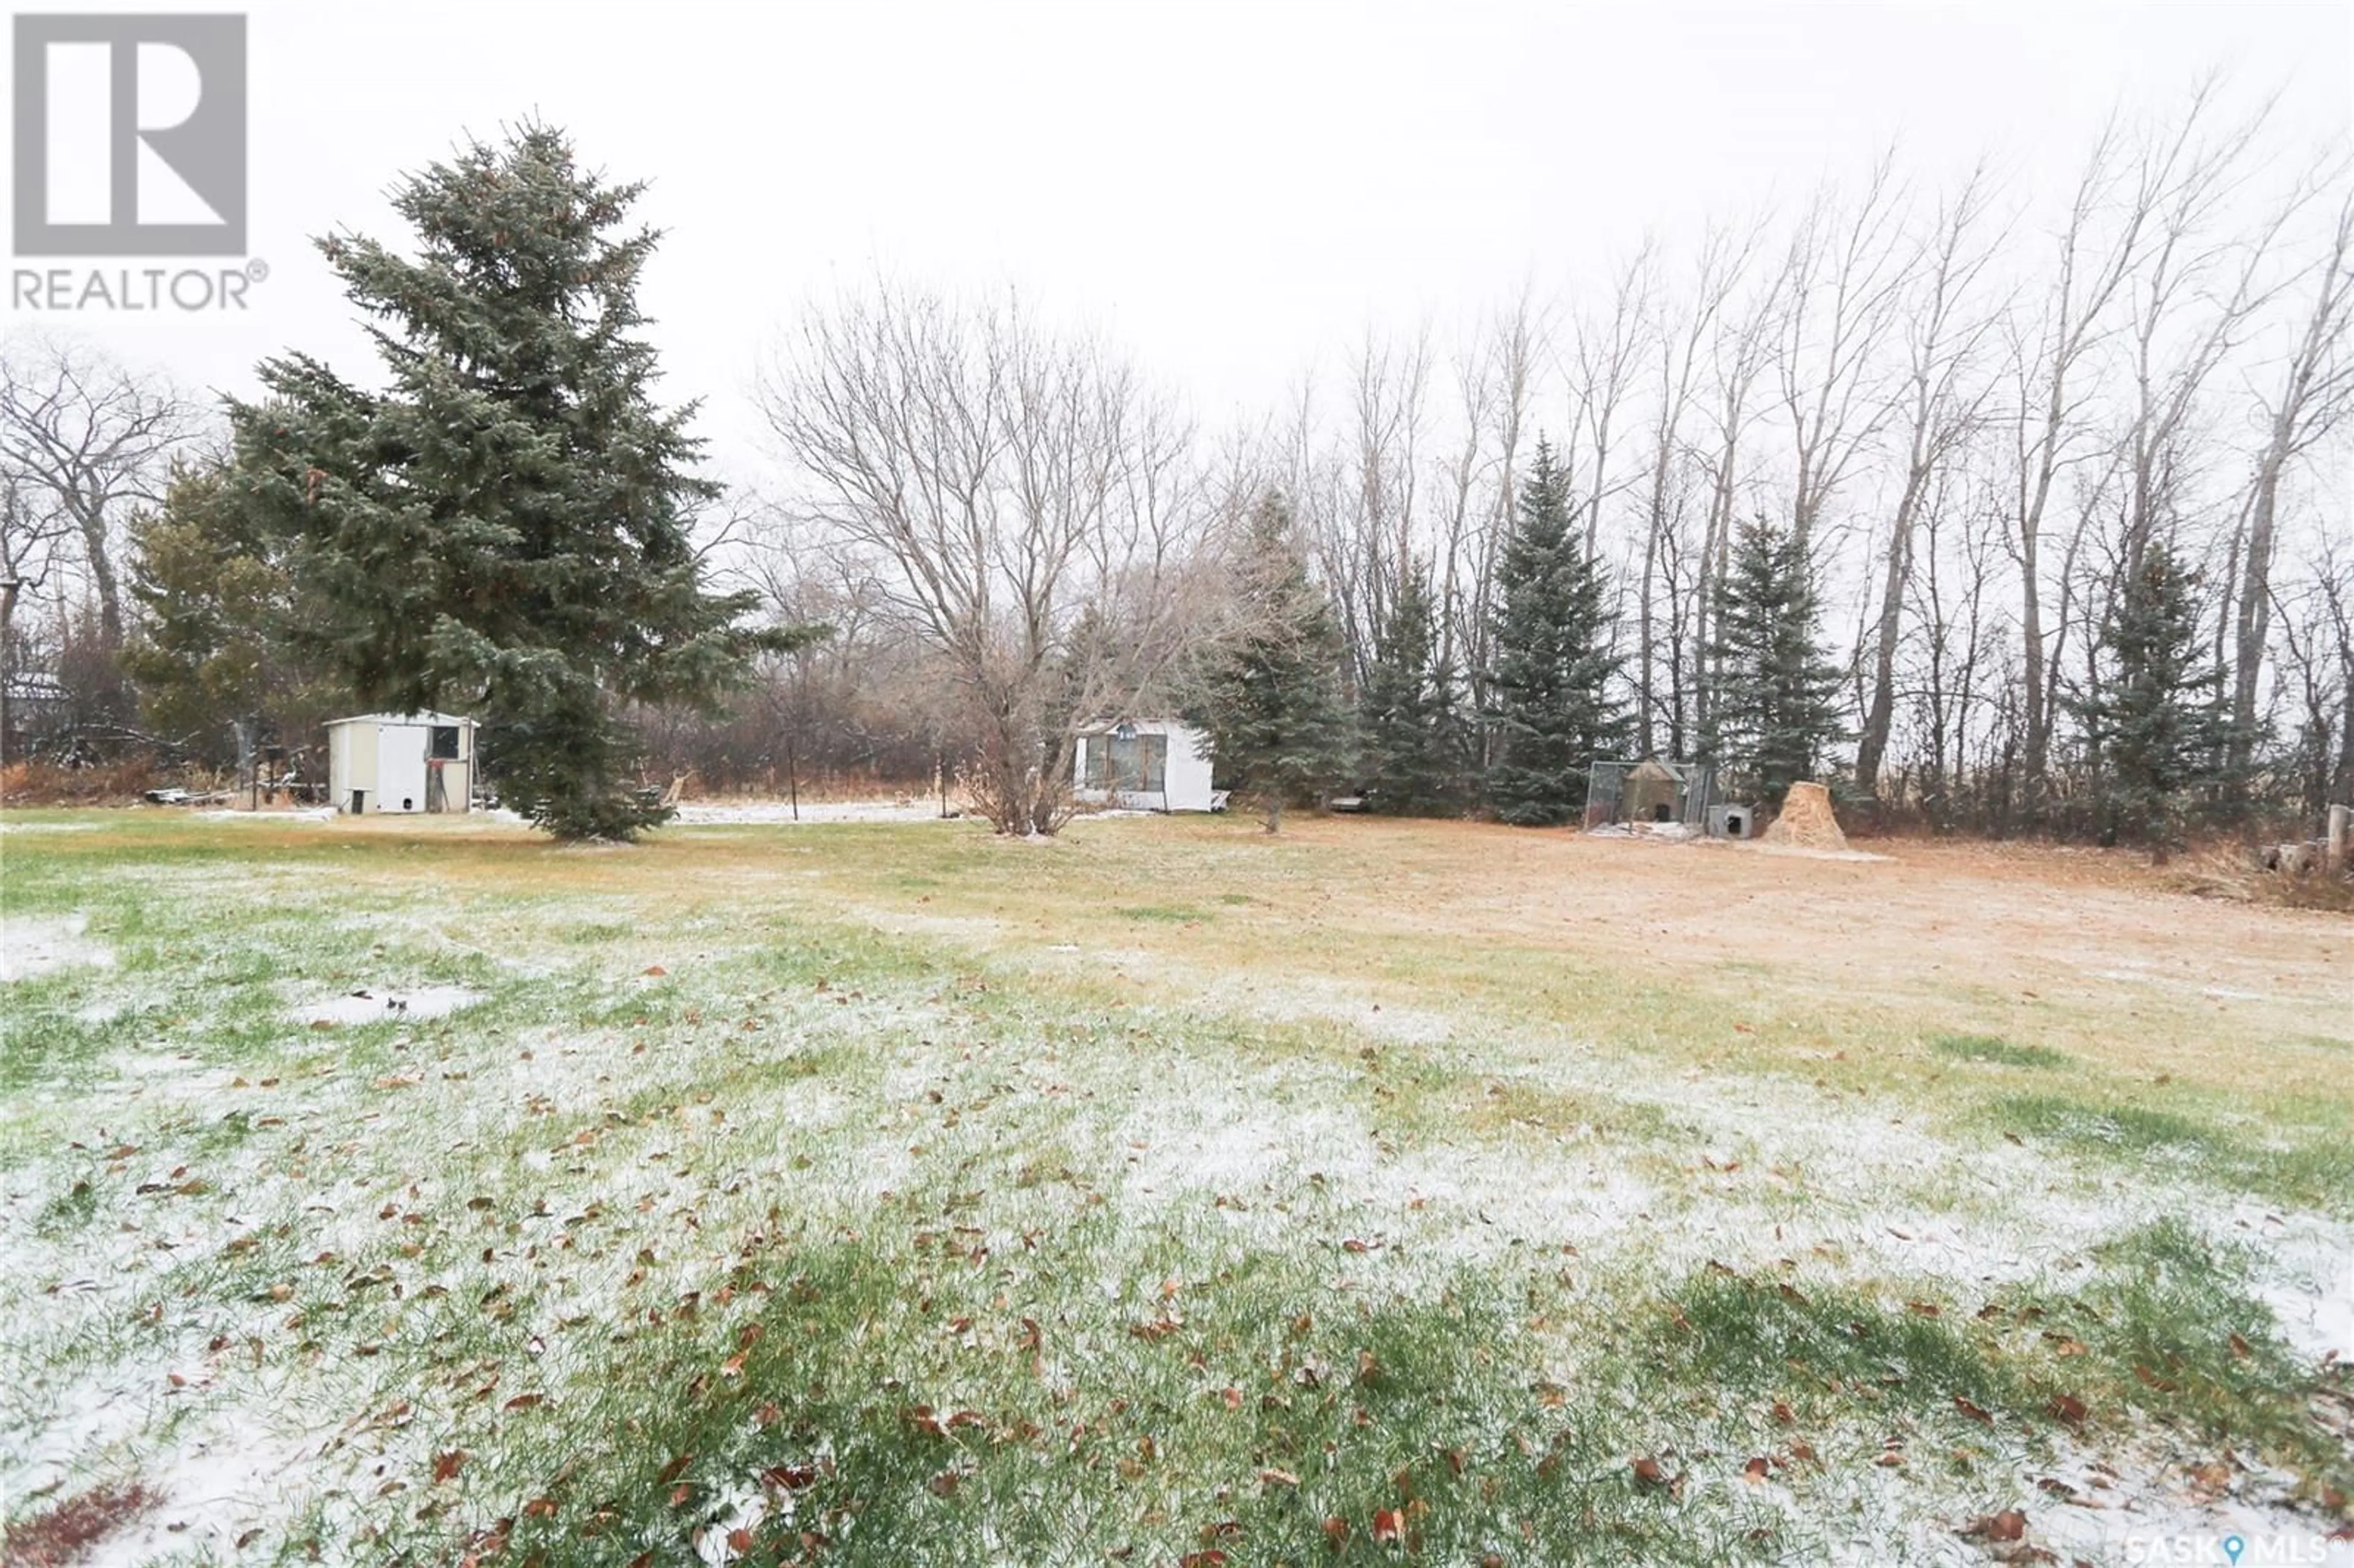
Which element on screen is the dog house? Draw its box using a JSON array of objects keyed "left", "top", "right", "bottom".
[
  {"left": 1583, "top": 757, "right": 1715, "bottom": 830},
  {"left": 1707, "top": 803, "right": 1753, "bottom": 839},
  {"left": 326, "top": 712, "right": 479, "bottom": 815}
]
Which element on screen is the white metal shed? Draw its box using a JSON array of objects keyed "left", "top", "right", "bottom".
[
  {"left": 326, "top": 712, "right": 479, "bottom": 815},
  {"left": 1073, "top": 720, "right": 1222, "bottom": 813}
]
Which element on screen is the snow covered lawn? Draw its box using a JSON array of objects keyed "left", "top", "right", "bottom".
[{"left": 2, "top": 809, "right": 2347, "bottom": 1566}]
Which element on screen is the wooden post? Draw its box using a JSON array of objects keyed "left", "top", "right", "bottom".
[
  {"left": 2329, "top": 803, "right": 2350, "bottom": 877},
  {"left": 235, "top": 716, "right": 256, "bottom": 812}
]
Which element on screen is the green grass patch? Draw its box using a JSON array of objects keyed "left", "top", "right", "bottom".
[
  {"left": 2007, "top": 1219, "right": 2353, "bottom": 1496},
  {"left": 1643, "top": 1266, "right": 2014, "bottom": 1425},
  {"left": 394, "top": 1225, "right": 1789, "bottom": 1567},
  {"left": 1928, "top": 1033, "right": 2066, "bottom": 1069},
  {"left": 1995, "top": 1092, "right": 2354, "bottom": 1212}
]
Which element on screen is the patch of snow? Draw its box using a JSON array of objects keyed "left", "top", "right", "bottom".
[
  {"left": 2, "top": 912, "right": 115, "bottom": 983},
  {"left": 2022, "top": 1433, "right": 2353, "bottom": 1568},
  {"left": 855, "top": 906, "right": 1002, "bottom": 945},
  {"left": 691, "top": 1482, "right": 769, "bottom": 1565},
  {"left": 113, "top": 1051, "right": 205, "bottom": 1078},
  {"left": 2239, "top": 1205, "right": 2354, "bottom": 1366},
  {"left": 670, "top": 799, "right": 954, "bottom": 826},
  {"left": 64, "top": 1408, "right": 330, "bottom": 1568},
  {"left": 286, "top": 986, "right": 484, "bottom": 1027},
  {"left": 0, "top": 819, "right": 97, "bottom": 833},
  {"left": 1583, "top": 821, "right": 1703, "bottom": 842},
  {"left": 195, "top": 807, "right": 337, "bottom": 823}
]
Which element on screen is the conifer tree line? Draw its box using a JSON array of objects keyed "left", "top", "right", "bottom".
[{"left": 4, "top": 86, "right": 2351, "bottom": 850}]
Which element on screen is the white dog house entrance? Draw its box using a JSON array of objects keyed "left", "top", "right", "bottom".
[{"left": 327, "top": 712, "right": 479, "bottom": 815}]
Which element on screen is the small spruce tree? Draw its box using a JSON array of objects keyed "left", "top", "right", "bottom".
[
  {"left": 1190, "top": 494, "right": 1355, "bottom": 833},
  {"left": 1357, "top": 568, "right": 1460, "bottom": 813},
  {"left": 1706, "top": 517, "right": 1845, "bottom": 804},
  {"left": 1482, "top": 440, "right": 1626, "bottom": 825},
  {"left": 225, "top": 124, "right": 806, "bottom": 840},
  {"left": 2074, "top": 542, "right": 2231, "bottom": 858}
]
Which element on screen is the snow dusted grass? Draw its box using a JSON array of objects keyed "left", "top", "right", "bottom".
[{"left": 1, "top": 809, "right": 2348, "bottom": 1566}]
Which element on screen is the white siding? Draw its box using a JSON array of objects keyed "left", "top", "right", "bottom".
[
  {"left": 376, "top": 725, "right": 428, "bottom": 812},
  {"left": 1162, "top": 725, "right": 1214, "bottom": 812}
]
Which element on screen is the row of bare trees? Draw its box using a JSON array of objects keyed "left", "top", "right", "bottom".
[{"left": 1232, "top": 86, "right": 2353, "bottom": 833}]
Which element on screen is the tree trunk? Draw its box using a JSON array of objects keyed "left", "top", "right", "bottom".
[
  {"left": 1854, "top": 479, "right": 1923, "bottom": 797},
  {"left": 0, "top": 577, "right": 15, "bottom": 766},
  {"left": 2020, "top": 521, "right": 2048, "bottom": 806},
  {"left": 1637, "top": 516, "right": 1659, "bottom": 758},
  {"left": 76, "top": 506, "right": 123, "bottom": 647}
]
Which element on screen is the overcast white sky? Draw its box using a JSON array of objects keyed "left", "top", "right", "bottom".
[{"left": 10, "top": 0, "right": 2350, "bottom": 477}]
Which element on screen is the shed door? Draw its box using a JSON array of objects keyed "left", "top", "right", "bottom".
[{"left": 376, "top": 726, "right": 427, "bottom": 812}]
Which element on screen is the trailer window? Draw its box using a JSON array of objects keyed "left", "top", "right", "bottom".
[
  {"left": 429, "top": 726, "right": 461, "bottom": 760},
  {"left": 1083, "top": 732, "right": 1165, "bottom": 793}
]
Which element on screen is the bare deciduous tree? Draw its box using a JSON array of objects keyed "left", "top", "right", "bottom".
[
  {"left": 756, "top": 286, "right": 1207, "bottom": 835},
  {"left": 2228, "top": 180, "right": 2354, "bottom": 773},
  {"left": 1853, "top": 163, "right": 2005, "bottom": 796},
  {"left": 0, "top": 333, "right": 191, "bottom": 649}
]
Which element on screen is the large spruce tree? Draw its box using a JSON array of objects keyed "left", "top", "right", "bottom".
[
  {"left": 1190, "top": 494, "right": 1355, "bottom": 834},
  {"left": 2073, "top": 542, "right": 2231, "bottom": 857},
  {"left": 1482, "top": 440, "right": 1625, "bottom": 825},
  {"left": 226, "top": 124, "right": 795, "bottom": 839},
  {"left": 1358, "top": 566, "right": 1461, "bottom": 813},
  {"left": 1705, "top": 517, "right": 1845, "bottom": 804}
]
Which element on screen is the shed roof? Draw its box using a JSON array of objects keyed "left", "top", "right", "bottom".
[
  {"left": 1078, "top": 716, "right": 1200, "bottom": 734},
  {"left": 325, "top": 711, "right": 478, "bottom": 728}
]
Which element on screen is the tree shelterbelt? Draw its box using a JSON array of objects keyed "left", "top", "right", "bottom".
[
  {"left": 1482, "top": 440, "right": 1625, "bottom": 826},
  {"left": 227, "top": 124, "right": 806, "bottom": 840},
  {"left": 1706, "top": 517, "right": 1845, "bottom": 805}
]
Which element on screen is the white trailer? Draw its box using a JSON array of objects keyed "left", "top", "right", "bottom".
[
  {"left": 1072, "top": 720, "right": 1222, "bottom": 813},
  {"left": 326, "top": 712, "right": 479, "bottom": 815}
]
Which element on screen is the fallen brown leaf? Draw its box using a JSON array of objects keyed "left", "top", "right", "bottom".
[{"left": 1960, "top": 1509, "right": 2027, "bottom": 1542}]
